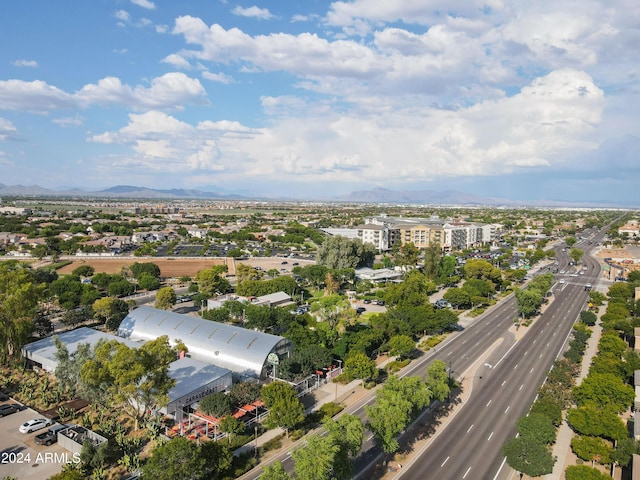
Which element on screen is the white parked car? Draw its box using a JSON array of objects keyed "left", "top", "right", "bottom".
[{"left": 19, "top": 418, "right": 53, "bottom": 433}]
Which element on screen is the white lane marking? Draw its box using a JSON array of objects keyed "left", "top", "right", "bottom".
[
  {"left": 519, "top": 384, "right": 524, "bottom": 391},
  {"left": 505, "top": 406, "right": 510, "bottom": 414},
  {"left": 467, "top": 424, "right": 474, "bottom": 433},
  {"left": 488, "top": 432, "right": 494, "bottom": 441},
  {"left": 486, "top": 400, "right": 492, "bottom": 407},
  {"left": 530, "top": 367, "right": 534, "bottom": 373},
  {"left": 463, "top": 467, "right": 472, "bottom": 478},
  {"left": 513, "top": 363, "right": 518, "bottom": 370},
  {"left": 501, "top": 380, "right": 506, "bottom": 387},
  {"left": 441, "top": 456, "right": 449, "bottom": 467}
]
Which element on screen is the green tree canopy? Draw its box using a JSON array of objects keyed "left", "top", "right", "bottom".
[
  {"left": 570, "top": 247, "right": 584, "bottom": 264},
  {"left": 365, "top": 375, "right": 432, "bottom": 453},
  {"left": 514, "top": 288, "right": 543, "bottom": 319},
  {"left": 573, "top": 373, "right": 634, "bottom": 413},
  {"left": 93, "top": 297, "right": 129, "bottom": 331},
  {"left": 463, "top": 258, "right": 502, "bottom": 284},
  {"left": 343, "top": 351, "right": 378, "bottom": 382},
  {"left": 502, "top": 436, "right": 555, "bottom": 477},
  {"left": 80, "top": 336, "right": 177, "bottom": 429},
  {"left": 195, "top": 268, "right": 231, "bottom": 297},
  {"left": 72, "top": 265, "right": 95, "bottom": 277},
  {"left": 385, "top": 271, "right": 435, "bottom": 307},
  {"left": 142, "top": 436, "right": 231, "bottom": 480},
  {"left": 565, "top": 465, "right": 613, "bottom": 480},
  {"left": 316, "top": 236, "right": 375, "bottom": 270},
  {"left": 529, "top": 394, "right": 563, "bottom": 427},
  {"left": 394, "top": 242, "right": 421, "bottom": 268},
  {"left": 218, "top": 415, "right": 245, "bottom": 443},
  {"left": 292, "top": 434, "right": 341, "bottom": 480},
  {"left": 130, "top": 261, "right": 161, "bottom": 279},
  {"left": 155, "top": 286, "right": 177, "bottom": 310},
  {"left": 260, "top": 462, "right": 291, "bottom": 480},
  {"left": 516, "top": 413, "right": 557, "bottom": 445},
  {"left": 261, "top": 381, "right": 305, "bottom": 436},
  {"left": 229, "top": 381, "right": 261, "bottom": 406},
  {"left": 199, "top": 392, "right": 233, "bottom": 418},
  {"left": 0, "top": 263, "right": 44, "bottom": 362},
  {"left": 570, "top": 435, "right": 613, "bottom": 465},
  {"left": 566, "top": 405, "right": 627, "bottom": 441},
  {"left": 424, "top": 359, "right": 451, "bottom": 402},
  {"left": 138, "top": 272, "right": 161, "bottom": 291},
  {"left": 387, "top": 334, "right": 416, "bottom": 359}
]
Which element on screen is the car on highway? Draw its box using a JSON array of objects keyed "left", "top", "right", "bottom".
[
  {"left": 34, "top": 424, "right": 69, "bottom": 446},
  {"left": 0, "top": 404, "right": 21, "bottom": 417},
  {"left": 19, "top": 417, "right": 53, "bottom": 433}
]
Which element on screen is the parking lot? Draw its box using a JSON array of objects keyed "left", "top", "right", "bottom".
[{"left": 0, "top": 398, "right": 74, "bottom": 480}]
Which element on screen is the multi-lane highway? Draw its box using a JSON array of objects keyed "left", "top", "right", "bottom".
[{"left": 395, "top": 231, "right": 604, "bottom": 480}]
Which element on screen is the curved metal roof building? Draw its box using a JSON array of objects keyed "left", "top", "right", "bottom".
[{"left": 117, "top": 306, "right": 292, "bottom": 379}]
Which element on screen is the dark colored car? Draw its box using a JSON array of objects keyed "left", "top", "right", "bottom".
[
  {"left": 0, "top": 404, "right": 20, "bottom": 417},
  {"left": 355, "top": 307, "right": 366, "bottom": 314},
  {"left": 35, "top": 424, "right": 69, "bottom": 446}
]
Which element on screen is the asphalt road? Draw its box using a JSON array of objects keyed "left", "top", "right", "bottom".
[{"left": 394, "top": 231, "right": 605, "bottom": 480}]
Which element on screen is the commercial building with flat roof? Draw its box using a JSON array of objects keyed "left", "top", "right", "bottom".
[
  {"left": 22, "top": 326, "right": 233, "bottom": 421},
  {"left": 118, "top": 306, "right": 292, "bottom": 379}
]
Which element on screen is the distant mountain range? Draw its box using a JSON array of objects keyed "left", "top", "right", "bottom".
[
  {"left": 0, "top": 183, "right": 629, "bottom": 207},
  {"left": 0, "top": 184, "right": 245, "bottom": 200},
  {"left": 333, "top": 187, "right": 512, "bottom": 205}
]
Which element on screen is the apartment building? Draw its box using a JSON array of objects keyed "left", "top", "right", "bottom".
[{"left": 362, "top": 215, "right": 496, "bottom": 251}]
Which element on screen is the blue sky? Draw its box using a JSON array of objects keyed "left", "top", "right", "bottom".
[{"left": 1, "top": 0, "right": 639, "bottom": 204}]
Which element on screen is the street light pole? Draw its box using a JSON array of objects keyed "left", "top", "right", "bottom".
[{"left": 254, "top": 424, "right": 258, "bottom": 457}]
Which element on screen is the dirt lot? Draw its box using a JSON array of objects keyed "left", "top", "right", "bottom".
[
  {"left": 594, "top": 248, "right": 635, "bottom": 259},
  {"left": 56, "top": 257, "right": 229, "bottom": 278},
  {"left": 55, "top": 256, "right": 315, "bottom": 278}
]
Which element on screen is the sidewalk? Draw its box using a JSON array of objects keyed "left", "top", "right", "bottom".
[
  {"left": 233, "top": 376, "right": 369, "bottom": 458},
  {"left": 542, "top": 304, "right": 605, "bottom": 480}
]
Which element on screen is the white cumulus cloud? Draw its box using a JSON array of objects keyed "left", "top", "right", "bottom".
[
  {"left": 0, "top": 118, "right": 19, "bottom": 141},
  {"left": 12, "top": 59, "right": 38, "bottom": 68},
  {"left": 0, "top": 73, "right": 208, "bottom": 113},
  {"left": 131, "top": 0, "right": 155, "bottom": 10},
  {"left": 85, "top": 69, "right": 604, "bottom": 187},
  {"left": 232, "top": 6, "right": 273, "bottom": 20}
]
